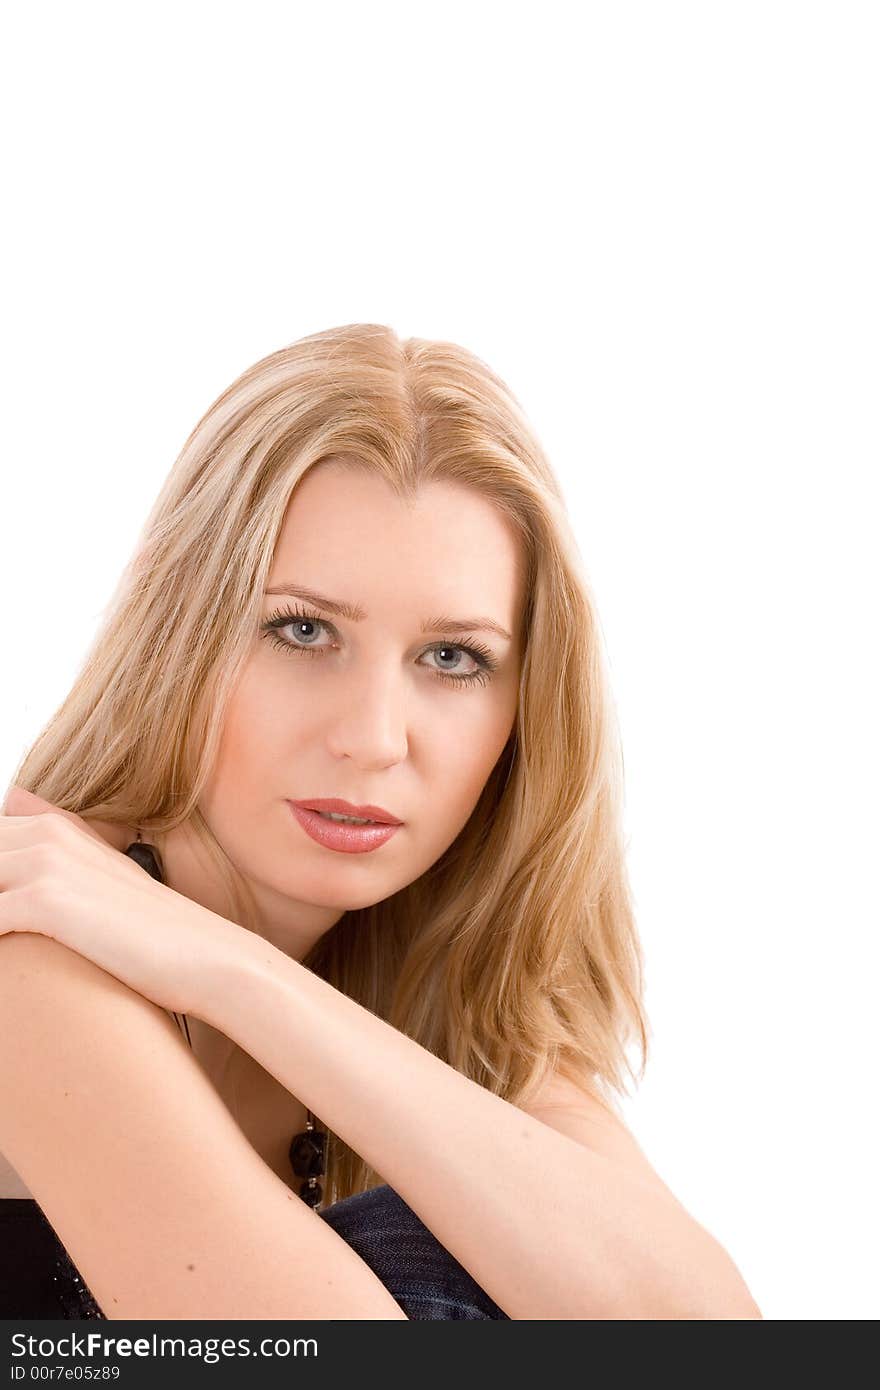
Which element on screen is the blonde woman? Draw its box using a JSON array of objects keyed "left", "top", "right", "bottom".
[{"left": 0, "top": 324, "right": 761, "bottom": 1320}]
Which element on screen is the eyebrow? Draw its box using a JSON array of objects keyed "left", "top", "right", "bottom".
[{"left": 263, "top": 584, "right": 514, "bottom": 642}]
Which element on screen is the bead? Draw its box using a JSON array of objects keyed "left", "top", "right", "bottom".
[
  {"left": 289, "top": 1128, "right": 326, "bottom": 1178},
  {"left": 123, "top": 842, "right": 165, "bottom": 881},
  {"left": 299, "top": 1181, "right": 323, "bottom": 1207}
]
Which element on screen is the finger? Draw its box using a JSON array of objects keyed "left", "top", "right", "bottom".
[
  {"left": 3, "top": 786, "right": 61, "bottom": 817},
  {"left": 1, "top": 787, "right": 116, "bottom": 852},
  {"left": 0, "top": 884, "right": 44, "bottom": 937}
]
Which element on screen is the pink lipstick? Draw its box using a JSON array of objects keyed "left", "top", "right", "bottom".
[{"left": 287, "top": 800, "right": 403, "bottom": 854}]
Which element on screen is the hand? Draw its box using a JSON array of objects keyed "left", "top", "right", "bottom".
[{"left": 0, "top": 785, "right": 246, "bottom": 1016}]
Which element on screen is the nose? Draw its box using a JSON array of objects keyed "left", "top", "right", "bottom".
[{"left": 323, "top": 661, "right": 409, "bottom": 769}]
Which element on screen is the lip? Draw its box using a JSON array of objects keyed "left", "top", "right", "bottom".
[
  {"left": 291, "top": 798, "right": 403, "bottom": 826},
  {"left": 287, "top": 802, "right": 402, "bottom": 855}
]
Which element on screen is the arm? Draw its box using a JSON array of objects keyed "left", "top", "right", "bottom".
[
  {"left": 0, "top": 932, "right": 406, "bottom": 1320},
  {"left": 195, "top": 930, "right": 762, "bottom": 1321}
]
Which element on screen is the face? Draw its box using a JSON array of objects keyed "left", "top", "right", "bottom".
[{"left": 160, "top": 460, "right": 525, "bottom": 961}]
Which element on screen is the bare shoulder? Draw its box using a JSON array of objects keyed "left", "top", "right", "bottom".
[
  {"left": 0, "top": 932, "right": 405, "bottom": 1319},
  {"left": 0, "top": 928, "right": 177, "bottom": 1023}
]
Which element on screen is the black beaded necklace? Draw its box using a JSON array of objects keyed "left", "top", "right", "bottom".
[{"left": 123, "top": 829, "right": 327, "bottom": 1209}]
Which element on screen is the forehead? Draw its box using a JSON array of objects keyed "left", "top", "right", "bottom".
[{"left": 269, "top": 463, "right": 525, "bottom": 628}]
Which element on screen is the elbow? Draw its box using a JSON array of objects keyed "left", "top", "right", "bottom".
[
  {"left": 737, "top": 1297, "right": 764, "bottom": 1320},
  {"left": 651, "top": 1253, "right": 763, "bottom": 1321},
  {"left": 635, "top": 1278, "right": 763, "bottom": 1322},
  {"left": 671, "top": 1277, "right": 763, "bottom": 1320},
  {"left": 694, "top": 1240, "right": 763, "bottom": 1320},
  {"left": 612, "top": 1226, "right": 763, "bottom": 1321},
  {"left": 687, "top": 1290, "right": 763, "bottom": 1321}
]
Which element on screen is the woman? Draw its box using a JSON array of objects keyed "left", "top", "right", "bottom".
[{"left": 0, "top": 323, "right": 761, "bottom": 1319}]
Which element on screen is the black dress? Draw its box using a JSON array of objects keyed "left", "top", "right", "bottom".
[{"left": 0, "top": 1197, "right": 105, "bottom": 1319}]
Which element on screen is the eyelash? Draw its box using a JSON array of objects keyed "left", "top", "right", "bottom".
[{"left": 259, "top": 605, "right": 500, "bottom": 690}]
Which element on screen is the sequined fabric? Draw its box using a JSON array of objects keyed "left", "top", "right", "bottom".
[
  {"left": 51, "top": 1246, "right": 105, "bottom": 1319},
  {"left": 32, "top": 1202, "right": 106, "bottom": 1320}
]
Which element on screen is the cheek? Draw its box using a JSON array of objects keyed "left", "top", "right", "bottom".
[
  {"left": 209, "top": 663, "right": 310, "bottom": 791},
  {"left": 423, "top": 702, "right": 515, "bottom": 821}
]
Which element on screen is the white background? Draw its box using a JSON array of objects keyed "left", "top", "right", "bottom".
[{"left": 1, "top": 2, "right": 877, "bottom": 1321}]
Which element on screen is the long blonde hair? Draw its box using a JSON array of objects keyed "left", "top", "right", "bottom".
[{"left": 11, "top": 323, "right": 649, "bottom": 1204}]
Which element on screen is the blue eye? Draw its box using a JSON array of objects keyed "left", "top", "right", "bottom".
[{"left": 260, "top": 606, "right": 499, "bottom": 690}]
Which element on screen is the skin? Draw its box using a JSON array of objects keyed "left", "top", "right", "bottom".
[{"left": 9, "top": 458, "right": 527, "bottom": 1186}]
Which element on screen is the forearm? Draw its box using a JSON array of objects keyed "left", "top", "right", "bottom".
[{"left": 196, "top": 930, "right": 758, "bottom": 1320}]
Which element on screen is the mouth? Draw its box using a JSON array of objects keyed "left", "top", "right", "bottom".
[{"left": 287, "top": 801, "right": 403, "bottom": 855}]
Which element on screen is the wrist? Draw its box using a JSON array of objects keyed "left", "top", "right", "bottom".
[{"left": 177, "top": 897, "right": 268, "bottom": 1027}]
